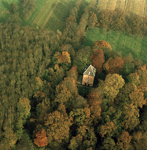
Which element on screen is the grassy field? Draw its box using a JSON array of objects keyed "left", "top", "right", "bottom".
[
  {"left": 0, "top": 0, "right": 20, "bottom": 24},
  {"left": 20, "top": 0, "right": 47, "bottom": 26},
  {"left": 84, "top": 27, "right": 147, "bottom": 65},
  {"left": 97, "top": 0, "right": 146, "bottom": 17},
  {"left": 31, "top": 0, "right": 60, "bottom": 29},
  {"left": 44, "top": 0, "right": 74, "bottom": 31}
]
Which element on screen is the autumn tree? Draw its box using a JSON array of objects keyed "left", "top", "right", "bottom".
[
  {"left": 100, "top": 137, "right": 117, "bottom": 150},
  {"left": 97, "top": 121, "right": 117, "bottom": 137},
  {"left": 54, "top": 77, "right": 78, "bottom": 111},
  {"left": 66, "top": 65, "right": 78, "bottom": 81},
  {"left": 99, "top": 9, "right": 113, "bottom": 29},
  {"left": 130, "top": 130, "right": 147, "bottom": 150},
  {"left": 115, "top": 83, "right": 137, "bottom": 107},
  {"left": 88, "top": 11, "right": 98, "bottom": 29},
  {"left": 69, "top": 107, "right": 91, "bottom": 126},
  {"left": 110, "top": 8, "right": 127, "bottom": 32},
  {"left": 103, "top": 57, "right": 124, "bottom": 74},
  {"left": 34, "top": 128, "right": 48, "bottom": 147},
  {"left": 87, "top": 88, "right": 103, "bottom": 125},
  {"left": 52, "top": 51, "right": 71, "bottom": 70},
  {"left": 129, "top": 88, "right": 146, "bottom": 109},
  {"left": 135, "top": 64, "right": 147, "bottom": 95},
  {"left": 98, "top": 73, "right": 125, "bottom": 104},
  {"left": 68, "top": 134, "right": 83, "bottom": 150},
  {"left": 116, "top": 130, "right": 132, "bottom": 150},
  {"left": 90, "top": 49, "right": 105, "bottom": 74},
  {"left": 15, "top": 97, "right": 31, "bottom": 139},
  {"left": 78, "top": 126, "right": 97, "bottom": 150},
  {"left": 121, "top": 103, "right": 140, "bottom": 132},
  {"left": 72, "top": 95, "right": 88, "bottom": 109},
  {"left": 92, "top": 40, "right": 112, "bottom": 52},
  {"left": 44, "top": 110, "right": 73, "bottom": 150},
  {"left": 58, "top": 44, "right": 75, "bottom": 62},
  {"left": 127, "top": 72, "right": 140, "bottom": 86}
]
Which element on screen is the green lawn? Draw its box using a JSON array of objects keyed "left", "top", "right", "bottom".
[
  {"left": 84, "top": 27, "right": 147, "bottom": 64},
  {"left": 31, "top": 0, "right": 60, "bottom": 29},
  {"left": 44, "top": 0, "right": 79, "bottom": 31}
]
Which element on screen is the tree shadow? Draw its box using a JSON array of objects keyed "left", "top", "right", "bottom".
[{"left": 2, "top": 1, "right": 10, "bottom": 10}]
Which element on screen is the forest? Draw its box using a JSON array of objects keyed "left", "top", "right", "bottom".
[{"left": 0, "top": 0, "right": 147, "bottom": 150}]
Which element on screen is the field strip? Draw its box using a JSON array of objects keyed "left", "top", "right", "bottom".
[
  {"left": 51, "top": 0, "right": 84, "bottom": 31},
  {"left": 46, "top": 0, "right": 72, "bottom": 31},
  {"left": 31, "top": 0, "right": 60, "bottom": 28},
  {"left": 42, "top": 0, "right": 61, "bottom": 29}
]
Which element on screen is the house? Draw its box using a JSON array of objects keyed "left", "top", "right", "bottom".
[{"left": 82, "top": 65, "right": 96, "bottom": 86}]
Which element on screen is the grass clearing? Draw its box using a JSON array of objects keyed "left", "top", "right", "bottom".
[
  {"left": 31, "top": 0, "right": 60, "bottom": 29},
  {"left": 84, "top": 27, "right": 147, "bottom": 64}
]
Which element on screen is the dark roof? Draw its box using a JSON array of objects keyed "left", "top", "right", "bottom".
[{"left": 83, "top": 65, "right": 96, "bottom": 76}]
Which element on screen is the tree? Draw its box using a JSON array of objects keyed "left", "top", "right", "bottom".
[
  {"left": 58, "top": 44, "right": 75, "bottom": 62},
  {"left": 92, "top": 40, "right": 112, "bottom": 52},
  {"left": 69, "top": 107, "right": 91, "bottom": 126},
  {"left": 99, "top": 73, "right": 125, "bottom": 103},
  {"left": 116, "top": 130, "right": 132, "bottom": 150},
  {"left": 90, "top": 49, "right": 105, "bottom": 74},
  {"left": 103, "top": 57, "right": 124, "bottom": 74},
  {"left": 110, "top": 9, "right": 127, "bottom": 32},
  {"left": 68, "top": 134, "right": 83, "bottom": 150},
  {"left": 44, "top": 110, "right": 73, "bottom": 150},
  {"left": 9, "top": 3, "right": 18, "bottom": 14},
  {"left": 87, "top": 88, "right": 103, "bottom": 125},
  {"left": 66, "top": 65, "right": 78, "bottom": 81},
  {"left": 121, "top": 103, "right": 140, "bottom": 132},
  {"left": 88, "top": 11, "right": 98, "bottom": 29},
  {"left": 115, "top": 83, "right": 137, "bottom": 107},
  {"left": 72, "top": 95, "right": 88, "bottom": 109},
  {"left": 127, "top": 72, "right": 140, "bottom": 86},
  {"left": 73, "top": 46, "right": 92, "bottom": 74},
  {"left": 130, "top": 130, "right": 147, "bottom": 150},
  {"left": 129, "top": 88, "right": 146, "bottom": 108},
  {"left": 99, "top": 9, "right": 113, "bottom": 29},
  {"left": 98, "top": 121, "right": 117, "bottom": 137},
  {"left": 101, "top": 137, "right": 117, "bottom": 150},
  {"left": 34, "top": 128, "right": 48, "bottom": 147}
]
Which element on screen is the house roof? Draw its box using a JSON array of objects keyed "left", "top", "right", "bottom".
[{"left": 83, "top": 65, "right": 96, "bottom": 76}]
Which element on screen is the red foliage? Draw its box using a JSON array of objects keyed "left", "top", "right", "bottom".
[
  {"left": 93, "top": 40, "right": 112, "bottom": 51},
  {"left": 103, "top": 57, "right": 124, "bottom": 74},
  {"left": 90, "top": 49, "right": 105, "bottom": 73},
  {"left": 34, "top": 128, "right": 48, "bottom": 147}
]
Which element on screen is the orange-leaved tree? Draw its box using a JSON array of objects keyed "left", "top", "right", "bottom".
[
  {"left": 103, "top": 57, "right": 124, "bottom": 74},
  {"left": 92, "top": 40, "right": 112, "bottom": 52},
  {"left": 90, "top": 49, "right": 105, "bottom": 73},
  {"left": 87, "top": 88, "right": 103, "bottom": 125},
  {"left": 44, "top": 110, "right": 73, "bottom": 150},
  {"left": 116, "top": 130, "right": 132, "bottom": 150},
  {"left": 34, "top": 128, "right": 48, "bottom": 147}
]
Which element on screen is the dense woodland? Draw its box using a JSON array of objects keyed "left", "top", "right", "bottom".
[{"left": 0, "top": 1, "right": 147, "bottom": 150}]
